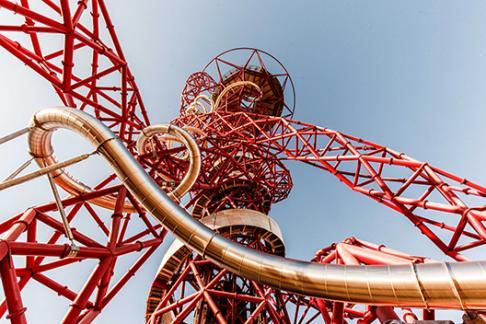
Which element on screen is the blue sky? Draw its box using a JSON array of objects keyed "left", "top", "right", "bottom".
[{"left": 1, "top": 1, "right": 486, "bottom": 322}]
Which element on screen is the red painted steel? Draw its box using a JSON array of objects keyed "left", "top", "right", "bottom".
[
  {"left": 0, "top": 4, "right": 159, "bottom": 319},
  {"left": 288, "top": 238, "right": 486, "bottom": 323},
  {"left": 309, "top": 237, "right": 433, "bottom": 324},
  {"left": 0, "top": 0, "right": 149, "bottom": 147},
  {"left": 0, "top": 1, "right": 485, "bottom": 323},
  {"left": 147, "top": 249, "right": 289, "bottom": 323},
  {"left": 173, "top": 110, "right": 486, "bottom": 260}
]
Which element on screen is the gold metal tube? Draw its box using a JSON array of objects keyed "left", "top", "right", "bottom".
[
  {"left": 212, "top": 81, "right": 262, "bottom": 111},
  {"left": 28, "top": 112, "right": 200, "bottom": 211},
  {"left": 28, "top": 107, "right": 486, "bottom": 310},
  {"left": 136, "top": 124, "right": 201, "bottom": 200}
]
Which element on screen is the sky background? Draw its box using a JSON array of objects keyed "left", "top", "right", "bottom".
[{"left": 1, "top": 1, "right": 486, "bottom": 322}]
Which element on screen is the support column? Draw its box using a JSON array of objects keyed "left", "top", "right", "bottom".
[{"left": 0, "top": 254, "right": 26, "bottom": 324}]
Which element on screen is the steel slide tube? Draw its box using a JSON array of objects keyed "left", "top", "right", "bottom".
[
  {"left": 29, "top": 112, "right": 200, "bottom": 211},
  {"left": 27, "top": 107, "right": 486, "bottom": 309},
  {"left": 136, "top": 124, "right": 202, "bottom": 199}
]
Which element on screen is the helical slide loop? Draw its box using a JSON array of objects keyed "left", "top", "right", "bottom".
[
  {"left": 29, "top": 111, "right": 201, "bottom": 212},
  {"left": 137, "top": 125, "right": 206, "bottom": 162},
  {"left": 212, "top": 81, "right": 263, "bottom": 111},
  {"left": 185, "top": 95, "right": 213, "bottom": 115},
  {"left": 136, "top": 124, "right": 202, "bottom": 199},
  {"left": 27, "top": 107, "right": 486, "bottom": 310}
]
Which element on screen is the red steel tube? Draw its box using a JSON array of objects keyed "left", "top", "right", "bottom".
[{"left": 0, "top": 255, "right": 26, "bottom": 324}]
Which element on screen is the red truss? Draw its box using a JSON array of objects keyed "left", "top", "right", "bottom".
[
  {"left": 0, "top": 185, "right": 165, "bottom": 323},
  {"left": 174, "top": 111, "right": 486, "bottom": 260},
  {"left": 289, "top": 237, "right": 440, "bottom": 324},
  {"left": 138, "top": 131, "right": 293, "bottom": 218},
  {"left": 0, "top": 1, "right": 485, "bottom": 323},
  {"left": 180, "top": 71, "right": 221, "bottom": 115},
  {"left": 180, "top": 48, "right": 296, "bottom": 118},
  {"left": 0, "top": 0, "right": 149, "bottom": 146},
  {"left": 0, "top": 2, "right": 166, "bottom": 322}
]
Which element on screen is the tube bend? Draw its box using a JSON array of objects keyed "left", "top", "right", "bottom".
[
  {"left": 27, "top": 107, "right": 486, "bottom": 310},
  {"left": 136, "top": 124, "right": 201, "bottom": 200},
  {"left": 212, "top": 81, "right": 263, "bottom": 111},
  {"left": 29, "top": 111, "right": 200, "bottom": 211}
]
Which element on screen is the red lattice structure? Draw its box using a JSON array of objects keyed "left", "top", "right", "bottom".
[
  {"left": 291, "top": 237, "right": 438, "bottom": 324},
  {"left": 290, "top": 237, "right": 486, "bottom": 323},
  {"left": 0, "top": 1, "right": 158, "bottom": 322},
  {"left": 0, "top": 0, "right": 149, "bottom": 146},
  {"left": 0, "top": 1, "right": 485, "bottom": 323},
  {"left": 145, "top": 209, "right": 289, "bottom": 323},
  {"left": 0, "top": 186, "right": 165, "bottom": 323},
  {"left": 180, "top": 71, "right": 220, "bottom": 115},
  {"left": 172, "top": 110, "right": 486, "bottom": 260}
]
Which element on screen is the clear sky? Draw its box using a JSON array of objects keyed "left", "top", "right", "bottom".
[{"left": 1, "top": 1, "right": 486, "bottom": 322}]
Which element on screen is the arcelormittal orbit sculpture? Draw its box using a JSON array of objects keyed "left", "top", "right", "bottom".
[{"left": 0, "top": 2, "right": 485, "bottom": 323}]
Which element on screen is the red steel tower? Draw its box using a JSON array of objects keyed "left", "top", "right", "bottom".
[
  {"left": 145, "top": 48, "right": 297, "bottom": 323},
  {"left": 0, "top": 2, "right": 485, "bottom": 324}
]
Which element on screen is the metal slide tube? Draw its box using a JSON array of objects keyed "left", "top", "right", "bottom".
[
  {"left": 27, "top": 108, "right": 486, "bottom": 309},
  {"left": 29, "top": 113, "right": 200, "bottom": 211},
  {"left": 212, "top": 80, "right": 263, "bottom": 111},
  {"left": 136, "top": 125, "right": 202, "bottom": 198}
]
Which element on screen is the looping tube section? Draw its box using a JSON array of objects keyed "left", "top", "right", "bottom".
[
  {"left": 212, "top": 81, "right": 263, "bottom": 111},
  {"left": 137, "top": 125, "right": 205, "bottom": 162},
  {"left": 135, "top": 124, "right": 201, "bottom": 199},
  {"left": 27, "top": 107, "right": 486, "bottom": 310},
  {"left": 29, "top": 113, "right": 201, "bottom": 211}
]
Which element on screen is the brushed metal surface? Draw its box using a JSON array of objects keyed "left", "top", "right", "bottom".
[
  {"left": 28, "top": 107, "right": 486, "bottom": 309},
  {"left": 29, "top": 112, "right": 200, "bottom": 211}
]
